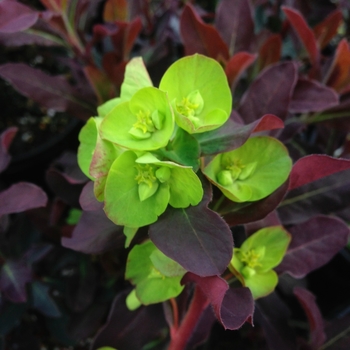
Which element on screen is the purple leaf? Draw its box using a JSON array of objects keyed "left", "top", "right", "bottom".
[
  {"left": 0, "top": 0, "right": 39, "bottom": 33},
  {"left": 62, "top": 208, "right": 125, "bottom": 254},
  {"left": 183, "top": 273, "right": 254, "bottom": 330},
  {"left": 278, "top": 169, "right": 350, "bottom": 225},
  {"left": 255, "top": 292, "right": 297, "bottom": 350},
  {"left": 290, "top": 78, "right": 339, "bottom": 113},
  {"left": 238, "top": 62, "right": 298, "bottom": 123},
  {"left": 289, "top": 155, "right": 350, "bottom": 190},
  {"left": 196, "top": 113, "right": 284, "bottom": 156},
  {"left": 149, "top": 181, "right": 233, "bottom": 277},
  {"left": 0, "top": 127, "right": 17, "bottom": 173},
  {"left": 0, "top": 260, "right": 32, "bottom": 302},
  {"left": 215, "top": 0, "right": 254, "bottom": 53},
  {"left": 79, "top": 181, "right": 103, "bottom": 211},
  {"left": 31, "top": 281, "right": 61, "bottom": 317},
  {"left": 294, "top": 286, "right": 326, "bottom": 349},
  {"left": 0, "top": 182, "right": 47, "bottom": 216},
  {"left": 24, "top": 243, "right": 53, "bottom": 264},
  {"left": 0, "top": 63, "right": 95, "bottom": 118},
  {"left": 92, "top": 291, "right": 166, "bottom": 350},
  {"left": 222, "top": 180, "right": 289, "bottom": 226},
  {"left": 277, "top": 215, "right": 349, "bottom": 278}
]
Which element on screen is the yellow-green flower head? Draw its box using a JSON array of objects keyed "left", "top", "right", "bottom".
[
  {"left": 159, "top": 54, "right": 232, "bottom": 134},
  {"left": 100, "top": 86, "right": 175, "bottom": 151},
  {"left": 203, "top": 136, "right": 292, "bottom": 202},
  {"left": 103, "top": 151, "right": 203, "bottom": 228},
  {"left": 229, "top": 226, "right": 291, "bottom": 299}
]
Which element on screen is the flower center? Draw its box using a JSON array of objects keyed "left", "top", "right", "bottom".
[
  {"left": 129, "top": 110, "right": 164, "bottom": 140},
  {"left": 134, "top": 164, "right": 159, "bottom": 201},
  {"left": 217, "top": 159, "right": 257, "bottom": 187},
  {"left": 176, "top": 90, "right": 204, "bottom": 126},
  {"left": 240, "top": 249, "right": 263, "bottom": 269}
]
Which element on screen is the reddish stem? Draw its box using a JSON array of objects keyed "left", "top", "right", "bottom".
[
  {"left": 168, "top": 286, "right": 210, "bottom": 350},
  {"left": 169, "top": 298, "right": 179, "bottom": 339}
]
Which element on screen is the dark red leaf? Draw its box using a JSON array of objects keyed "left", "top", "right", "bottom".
[
  {"left": 79, "top": 181, "right": 103, "bottom": 212},
  {"left": 0, "top": 127, "right": 17, "bottom": 173},
  {"left": 313, "top": 10, "right": 343, "bottom": 50},
  {"left": 0, "top": 63, "right": 95, "bottom": 118},
  {"left": 0, "top": 260, "right": 32, "bottom": 302},
  {"left": 62, "top": 208, "right": 125, "bottom": 254},
  {"left": 282, "top": 6, "right": 320, "bottom": 67},
  {"left": 196, "top": 113, "right": 284, "bottom": 156},
  {"left": 225, "top": 52, "right": 257, "bottom": 89},
  {"left": 289, "top": 78, "right": 339, "bottom": 113},
  {"left": 294, "top": 287, "right": 326, "bottom": 349},
  {"left": 255, "top": 292, "right": 297, "bottom": 350},
  {"left": 183, "top": 273, "right": 254, "bottom": 330},
  {"left": 0, "top": 0, "right": 39, "bottom": 33},
  {"left": 215, "top": 0, "right": 254, "bottom": 54},
  {"left": 92, "top": 291, "right": 166, "bottom": 350},
  {"left": 325, "top": 39, "right": 350, "bottom": 93},
  {"left": 222, "top": 180, "right": 289, "bottom": 226},
  {"left": 289, "top": 155, "right": 350, "bottom": 190},
  {"left": 278, "top": 169, "right": 350, "bottom": 225},
  {"left": 149, "top": 181, "right": 233, "bottom": 277},
  {"left": 0, "top": 183, "right": 47, "bottom": 216},
  {"left": 277, "top": 215, "right": 349, "bottom": 278},
  {"left": 258, "top": 34, "right": 282, "bottom": 71},
  {"left": 238, "top": 62, "right": 298, "bottom": 123},
  {"left": 180, "top": 4, "right": 229, "bottom": 61},
  {"left": 0, "top": 31, "right": 62, "bottom": 46}
]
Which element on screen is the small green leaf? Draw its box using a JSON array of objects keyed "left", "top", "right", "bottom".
[
  {"left": 97, "top": 97, "right": 121, "bottom": 117},
  {"left": 203, "top": 136, "right": 292, "bottom": 202},
  {"left": 159, "top": 54, "right": 232, "bottom": 134},
  {"left": 126, "top": 289, "right": 142, "bottom": 311},
  {"left": 123, "top": 226, "right": 138, "bottom": 248},
  {"left": 125, "top": 241, "right": 185, "bottom": 305}
]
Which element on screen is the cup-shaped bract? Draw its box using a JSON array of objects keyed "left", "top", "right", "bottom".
[
  {"left": 77, "top": 116, "right": 123, "bottom": 201},
  {"left": 159, "top": 54, "right": 232, "bottom": 134},
  {"left": 229, "top": 226, "right": 291, "bottom": 299},
  {"left": 125, "top": 240, "right": 186, "bottom": 308},
  {"left": 99, "top": 87, "right": 175, "bottom": 151},
  {"left": 103, "top": 151, "right": 203, "bottom": 228},
  {"left": 203, "top": 136, "right": 292, "bottom": 202}
]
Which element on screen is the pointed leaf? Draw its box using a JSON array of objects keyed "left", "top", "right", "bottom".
[
  {"left": 289, "top": 78, "right": 339, "bottom": 113},
  {"left": 183, "top": 273, "right": 254, "bottom": 330},
  {"left": 0, "top": 63, "right": 95, "bottom": 118},
  {"left": 215, "top": 0, "right": 254, "bottom": 54},
  {"left": 325, "top": 39, "right": 350, "bottom": 93},
  {"left": 196, "top": 113, "right": 284, "bottom": 156},
  {"left": 180, "top": 4, "right": 229, "bottom": 61},
  {"left": 282, "top": 6, "right": 320, "bottom": 67},
  {"left": 149, "top": 182, "right": 233, "bottom": 277},
  {"left": 289, "top": 155, "right": 350, "bottom": 190},
  {"left": 0, "top": 182, "right": 47, "bottom": 215},
  {"left": 225, "top": 52, "right": 257, "bottom": 89},
  {"left": 277, "top": 215, "right": 349, "bottom": 278},
  {"left": 0, "top": 0, "right": 39, "bottom": 33},
  {"left": 258, "top": 34, "right": 282, "bottom": 71},
  {"left": 238, "top": 62, "right": 298, "bottom": 123},
  {"left": 294, "top": 287, "right": 326, "bottom": 349},
  {"left": 31, "top": 281, "right": 61, "bottom": 317},
  {"left": 313, "top": 10, "right": 343, "bottom": 50},
  {"left": 0, "top": 260, "right": 32, "bottom": 302}
]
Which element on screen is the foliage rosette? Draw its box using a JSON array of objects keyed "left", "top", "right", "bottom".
[
  {"left": 202, "top": 136, "right": 292, "bottom": 202},
  {"left": 229, "top": 226, "right": 291, "bottom": 299},
  {"left": 104, "top": 151, "right": 203, "bottom": 228},
  {"left": 99, "top": 86, "right": 175, "bottom": 151},
  {"left": 125, "top": 240, "right": 186, "bottom": 310},
  {"left": 159, "top": 53, "right": 232, "bottom": 134}
]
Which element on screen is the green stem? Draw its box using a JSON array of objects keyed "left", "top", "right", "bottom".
[{"left": 212, "top": 194, "right": 226, "bottom": 212}]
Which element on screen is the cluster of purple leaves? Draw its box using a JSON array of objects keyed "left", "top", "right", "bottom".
[{"left": 2, "top": 0, "right": 350, "bottom": 349}]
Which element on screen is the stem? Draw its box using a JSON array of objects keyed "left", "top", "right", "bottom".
[
  {"left": 212, "top": 194, "right": 226, "bottom": 212},
  {"left": 168, "top": 286, "right": 210, "bottom": 350},
  {"left": 169, "top": 298, "right": 179, "bottom": 339}
]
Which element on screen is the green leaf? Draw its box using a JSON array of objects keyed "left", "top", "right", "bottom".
[
  {"left": 203, "top": 136, "right": 292, "bottom": 202},
  {"left": 125, "top": 241, "right": 185, "bottom": 305},
  {"left": 100, "top": 87, "right": 175, "bottom": 151},
  {"left": 120, "top": 56, "right": 153, "bottom": 100},
  {"left": 159, "top": 54, "right": 232, "bottom": 134},
  {"left": 97, "top": 97, "right": 121, "bottom": 117},
  {"left": 244, "top": 270, "right": 278, "bottom": 299},
  {"left": 104, "top": 151, "right": 170, "bottom": 227}
]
